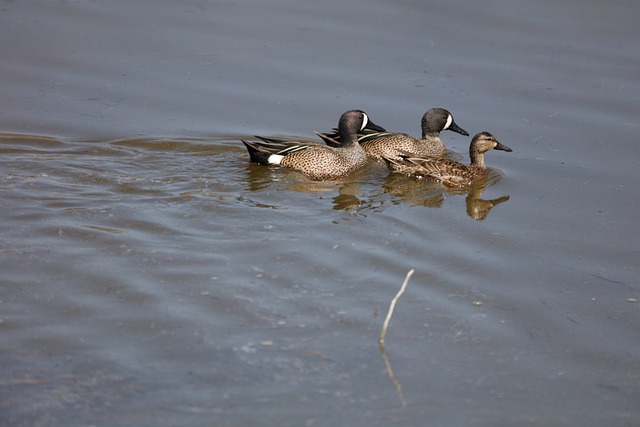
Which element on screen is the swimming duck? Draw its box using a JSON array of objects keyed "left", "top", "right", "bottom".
[
  {"left": 242, "top": 110, "right": 385, "bottom": 181},
  {"left": 383, "top": 131, "right": 512, "bottom": 187},
  {"left": 318, "top": 107, "right": 468, "bottom": 161}
]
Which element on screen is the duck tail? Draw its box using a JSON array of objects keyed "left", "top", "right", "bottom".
[
  {"left": 242, "top": 140, "right": 272, "bottom": 165},
  {"left": 314, "top": 131, "right": 342, "bottom": 147}
]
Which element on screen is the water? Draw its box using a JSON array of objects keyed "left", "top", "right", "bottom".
[{"left": 1, "top": 1, "right": 639, "bottom": 426}]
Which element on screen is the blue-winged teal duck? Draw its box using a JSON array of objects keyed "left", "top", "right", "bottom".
[
  {"left": 242, "top": 110, "right": 385, "bottom": 181},
  {"left": 383, "top": 131, "right": 512, "bottom": 187},
  {"left": 318, "top": 107, "right": 468, "bottom": 161}
]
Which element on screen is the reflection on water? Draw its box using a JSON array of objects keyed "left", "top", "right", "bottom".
[
  {"left": 382, "top": 172, "right": 446, "bottom": 208},
  {"left": 382, "top": 168, "right": 510, "bottom": 220},
  {"left": 378, "top": 342, "right": 407, "bottom": 407},
  {"left": 242, "top": 147, "right": 511, "bottom": 219},
  {"left": 465, "top": 180, "right": 510, "bottom": 221},
  {"left": 243, "top": 155, "right": 380, "bottom": 213}
]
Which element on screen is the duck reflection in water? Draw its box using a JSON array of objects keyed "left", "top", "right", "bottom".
[
  {"left": 382, "top": 167, "right": 510, "bottom": 221},
  {"left": 464, "top": 176, "right": 510, "bottom": 221},
  {"left": 243, "top": 158, "right": 374, "bottom": 213}
]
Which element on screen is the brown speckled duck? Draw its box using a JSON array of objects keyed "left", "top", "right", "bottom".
[
  {"left": 383, "top": 131, "right": 512, "bottom": 187},
  {"left": 242, "top": 110, "right": 385, "bottom": 181}
]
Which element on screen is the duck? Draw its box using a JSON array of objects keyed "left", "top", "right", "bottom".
[
  {"left": 317, "top": 107, "right": 468, "bottom": 161},
  {"left": 382, "top": 131, "right": 512, "bottom": 187},
  {"left": 242, "top": 110, "right": 385, "bottom": 181}
]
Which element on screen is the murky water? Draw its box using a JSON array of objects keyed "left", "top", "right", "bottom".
[{"left": 1, "top": 1, "right": 639, "bottom": 426}]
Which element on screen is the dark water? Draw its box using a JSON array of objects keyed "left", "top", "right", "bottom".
[{"left": 1, "top": 1, "right": 639, "bottom": 426}]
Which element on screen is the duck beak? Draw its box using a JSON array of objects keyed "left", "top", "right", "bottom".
[
  {"left": 494, "top": 141, "right": 512, "bottom": 152},
  {"left": 449, "top": 121, "right": 469, "bottom": 136},
  {"left": 364, "top": 119, "right": 386, "bottom": 132}
]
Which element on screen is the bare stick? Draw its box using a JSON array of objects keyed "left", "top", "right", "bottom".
[{"left": 379, "top": 269, "right": 415, "bottom": 344}]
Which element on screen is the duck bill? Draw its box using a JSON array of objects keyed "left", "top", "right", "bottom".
[
  {"left": 449, "top": 121, "right": 469, "bottom": 136},
  {"left": 364, "top": 119, "right": 386, "bottom": 132},
  {"left": 494, "top": 141, "right": 513, "bottom": 152}
]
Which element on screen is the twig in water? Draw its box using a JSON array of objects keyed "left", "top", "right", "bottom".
[{"left": 379, "top": 269, "right": 414, "bottom": 344}]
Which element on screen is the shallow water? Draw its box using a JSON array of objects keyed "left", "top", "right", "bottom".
[{"left": 1, "top": 1, "right": 639, "bottom": 426}]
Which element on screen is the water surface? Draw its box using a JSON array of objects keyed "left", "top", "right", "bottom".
[{"left": 1, "top": 1, "right": 639, "bottom": 426}]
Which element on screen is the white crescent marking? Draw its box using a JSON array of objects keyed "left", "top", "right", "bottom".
[
  {"left": 444, "top": 114, "right": 453, "bottom": 130},
  {"left": 361, "top": 113, "right": 369, "bottom": 131}
]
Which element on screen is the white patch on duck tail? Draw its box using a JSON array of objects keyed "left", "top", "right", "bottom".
[
  {"left": 443, "top": 114, "right": 453, "bottom": 130},
  {"left": 360, "top": 113, "right": 369, "bottom": 130},
  {"left": 268, "top": 154, "right": 284, "bottom": 165}
]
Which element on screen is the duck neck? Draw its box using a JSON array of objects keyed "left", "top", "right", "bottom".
[
  {"left": 469, "top": 147, "right": 486, "bottom": 169},
  {"left": 338, "top": 129, "right": 358, "bottom": 147},
  {"left": 422, "top": 131, "right": 440, "bottom": 140},
  {"left": 421, "top": 117, "right": 439, "bottom": 139}
]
